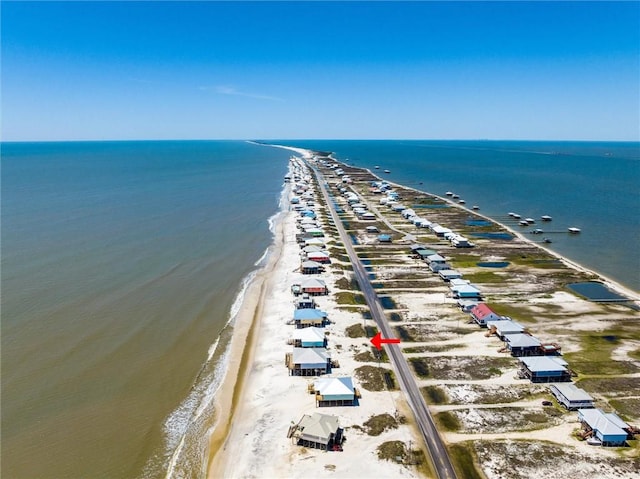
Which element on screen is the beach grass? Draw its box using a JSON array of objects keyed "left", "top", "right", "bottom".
[{"left": 448, "top": 443, "right": 484, "bottom": 479}]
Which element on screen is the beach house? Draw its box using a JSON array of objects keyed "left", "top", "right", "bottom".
[
  {"left": 294, "top": 294, "right": 316, "bottom": 309},
  {"left": 518, "top": 356, "right": 571, "bottom": 383},
  {"left": 311, "top": 377, "right": 360, "bottom": 407},
  {"left": 300, "top": 278, "right": 328, "bottom": 295},
  {"left": 578, "top": 409, "right": 630, "bottom": 446},
  {"left": 287, "top": 413, "right": 344, "bottom": 451},
  {"left": 550, "top": 383, "right": 594, "bottom": 410},
  {"left": 485, "top": 319, "right": 525, "bottom": 340},
  {"left": 469, "top": 304, "right": 502, "bottom": 326},
  {"left": 290, "top": 327, "right": 327, "bottom": 348},
  {"left": 301, "top": 260, "right": 323, "bottom": 275},
  {"left": 293, "top": 308, "right": 329, "bottom": 328},
  {"left": 286, "top": 347, "right": 331, "bottom": 376},
  {"left": 438, "top": 269, "right": 463, "bottom": 282},
  {"left": 306, "top": 250, "right": 331, "bottom": 264},
  {"left": 505, "top": 333, "right": 542, "bottom": 356},
  {"left": 451, "top": 283, "right": 482, "bottom": 299}
]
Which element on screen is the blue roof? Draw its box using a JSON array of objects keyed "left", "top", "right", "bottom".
[
  {"left": 294, "top": 309, "right": 328, "bottom": 320},
  {"left": 378, "top": 234, "right": 391, "bottom": 240}
]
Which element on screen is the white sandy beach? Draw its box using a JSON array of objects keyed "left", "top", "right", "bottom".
[{"left": 207, "top": 152, "right": 423, "bottom": 478}]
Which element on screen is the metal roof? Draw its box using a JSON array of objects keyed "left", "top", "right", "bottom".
[
  {"left": 296, "top": 413, "right": 340, "bottom": 443},
  {"left": 294, "top": 309, "right": 328, "bottom": 320},
  {"left": 550, "top": 383, "right": 593, "bottom": 402},
  {"left": 292, "top": 347, "right": 330, "bottom": 364},
  {"left": 292, "top": 327, "right": 326, "bottom": 342},
  {"left": 578, "top": 409, "right": 628, "bottom": 437},
  {"left": 314, "top": 377, "right": 354, "bottom": 396},
  {"left": 506, "top": 333, "right": 541, "bottom": 348},
  {"left": 520, "top": 356, "right": 568, "bottom": 372}
]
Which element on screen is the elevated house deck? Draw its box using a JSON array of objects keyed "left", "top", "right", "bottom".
[
  {"left": 287, "top": 412, "right": 344, "bottom": 451},
  {"left": 550, "top": 383, "right": 594, "bottom": 410},
  {"left": 310, "top": 377, "right": 361, "bottom": 407},
  {"left": 285, "top": 347, "right": 331, "bottom": 376}
]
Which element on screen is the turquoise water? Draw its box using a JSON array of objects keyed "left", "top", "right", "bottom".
[
  {"left": 1, "top": 141, "right": 289, "bottom": 478},
  {"left": 281, "top": 140, "right": 640, "bottom": 292}
]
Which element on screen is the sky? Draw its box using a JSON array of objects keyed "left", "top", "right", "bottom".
[{"left": 1, "top": 1, "right": 639, "bottom": 141}]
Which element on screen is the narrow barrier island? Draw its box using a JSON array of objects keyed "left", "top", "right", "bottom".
[{"left": 209, "top": 146, "right": 639, "bottom": 479}]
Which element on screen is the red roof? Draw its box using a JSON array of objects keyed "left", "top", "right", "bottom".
[{"left": 471, "top": 303, "right": 497, "bottom": 320}]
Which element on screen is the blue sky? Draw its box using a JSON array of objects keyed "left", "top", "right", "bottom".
[{"left": 2, "top": 1, "right": 639, "bottom": 141}]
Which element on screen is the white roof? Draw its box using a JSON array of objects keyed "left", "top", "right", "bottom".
[
  {"left": 519, "top": 356, "right": 568, "bottom": 372},
  {"left": 486, "top": 319, "right": 525, "bottom": 335},
  {"left": 506, "top": 334, "right": 541, "bottom": 348},
  {"left": 427, "top": 254, "right": 446, "bottom": 262},
  {"left": 292, "top": 347, "right": 330, "bottom": 363},
  {"left": 301, "top": 260, "right": 322, "bottom": 268},
  {"left": 452, "top": 284, "right": 481, "bottom": 294},
  {"left": 550, "top": 383, "right": 593, "bottom": 402},
  {"left": 292, "top": 327, "right": 326, "bottom": 342},
  {"left": 439, "top": 269, "right": 462, "bottom": 277},
  {"left": 301, "top": 278, "right": 327, "bottom": 288},
  {"left": 449, "top": 278, "right": 471, "bottom": 287},
  {"left": 314, "top": 376, "right": 354, "bottom": 396}
]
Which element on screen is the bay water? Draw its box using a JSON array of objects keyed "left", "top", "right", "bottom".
[{"left": 281, "top": 140, "right": 640, "bottom": 293}]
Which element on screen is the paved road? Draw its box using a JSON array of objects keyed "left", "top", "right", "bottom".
[{"left": 311, "top": 165, "right": 458, "bottom": 479}]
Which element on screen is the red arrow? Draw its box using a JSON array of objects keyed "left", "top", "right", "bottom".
[{"left": 370, "top": 331, "right": 401, "bottom": 350}]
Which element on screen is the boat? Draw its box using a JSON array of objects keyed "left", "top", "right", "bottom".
[
  {"left": 512, "top": 214, "right": 521, "bottom": 219},
  {"left": 458, "top": 199, "right": 466, "bottom": 204},
  {"left": 452, "top": 194, "right": 460, "bottom": 199},
  {"left": 541, "top": 215, "right": 552, "bottom": 222},
  {"left": 374, "top": 165, "right": 380, "bottom": 169},
  {"left": 384, "top": 169, "right": 390, "bottom": 174},
  {"left": 531, "top": 228, "right": 544, "bottom": 234},
  {"left": 519, "top": 220, "right": 529, "bottom": 226},
  {"left": 508, "top": 212, "right": 516, "bottom": 217},
  {"left": 472, "top": 205, "right": 480, "bottom": 210},
  {"left": 446, "top": 191, "right": 453, "bottom": 196},
  {"left": 568, "top": 227, "right": 581, "bottom": 234},
  {"left": 525, "top": 218, "right": 535, "bottom": 224},
  {"left": 543, "top": 238, "right": 552, "bottom": 243}
]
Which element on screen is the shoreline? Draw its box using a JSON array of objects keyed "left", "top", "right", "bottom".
[
  {"left": 202, "top": 144, "right": 637, "bottom": 478},
  {"left": 325, "top": 151, "right": 639, "bottom": 302},
  {"left": 204, "top": 175, "right": 291, "bottom": 476}
]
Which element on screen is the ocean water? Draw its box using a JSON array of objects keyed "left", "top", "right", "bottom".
[
  {"left": 1, "top": 141, "right": 289, "bottom": 478},
  {"left": 280, "top": 140, "right": 640, "bottom": 292}
]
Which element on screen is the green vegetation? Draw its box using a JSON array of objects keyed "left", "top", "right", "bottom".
[
  {"left": 448, "top": 443, "right": 483, "bottom": 479},
  {"left": 409, "top": 356, "right": 513, "bottom": 380},
  {"left": 564, "top": 328, "right": 640, "bottom": 376},
  {"left": 577, "top": 377, "right": 640, "bottom": 395},
  {"left": 345, "top": 323, "right": 366, "bottom": 338},
  {"left": 354, "top": 346, "right": 389, "bottom": 363},
  {"left": 448, "top": 253, "right": 483, "bottom": 268},
  {"left": 609, "top": 398, "right": 640, "bottom": 422},
  {"left": 404, "top": 344, "right": 464, "bottom": 353},
  {"left": 435, "top": 411, "right": 461, "bottom": 431},
  {"left": 354, "top": 365, "right": 398, "bottom": 391},
  {"left": 460, "top": 271, "right": 507, "bottom": 283},
  {"left": 376, "top": 440, "right": 405, "bottom": 461},
  {"left": 335, "top": 291, "right": 366, "bottom": 305},
  {"left": 334, "top": 276, "right": 359, "bottom": 291},
  {"left": 421, "top": 386, "right": 448, "bottom": 405},
  {"left": 362, "top": 413, "right": 399, "bottom": 436}
]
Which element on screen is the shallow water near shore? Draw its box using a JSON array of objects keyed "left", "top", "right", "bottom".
[{"left": 1, "top": 140, "right": 289, "bottom": 478}]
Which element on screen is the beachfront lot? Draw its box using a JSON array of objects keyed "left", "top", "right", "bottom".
[{"left": 210, "top": 152, "right": 639, "bottom": 479}]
